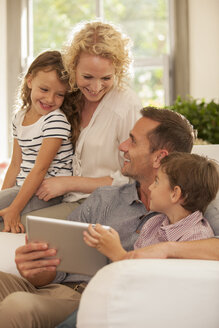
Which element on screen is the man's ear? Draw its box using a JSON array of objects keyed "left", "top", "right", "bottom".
[
  {"left": 171, "top": 185, "right": 182, "bottom": 203},
  {"left": 153, "top": 149, "right": 169, "bottom": 169},
  {"left": 26, "top": 74, "right": 33, "bottom": 89}
]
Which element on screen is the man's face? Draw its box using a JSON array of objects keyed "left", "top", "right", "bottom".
[{"left": 119, "top": 117, "right": 160, "bottom": 181}]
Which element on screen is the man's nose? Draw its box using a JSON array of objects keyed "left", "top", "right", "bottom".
[{"left": 119, "top": 138, "right": 131, "bottom": 152}]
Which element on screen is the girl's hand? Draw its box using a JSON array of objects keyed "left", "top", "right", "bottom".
[
  {"left": 15, "top": 236, "right": 59, "bottom": 286},
  {"left": 0, "top": 207, "right": 25, "bottom": 233},
  {"left": 83, "top": 224, "right": 127, "bottom": 262}
]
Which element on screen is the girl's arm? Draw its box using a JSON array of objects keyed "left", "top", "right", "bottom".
[
  {"left": 1, "top": 139, "right": 22, "bottom": 190},
  {"left": 0, "top": 137, "right": 62, "bottom": 233},
  {"left": 83, "top": 224, "right": 127, "bottom": 262}
]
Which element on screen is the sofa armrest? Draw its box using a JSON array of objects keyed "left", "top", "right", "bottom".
[
  {"left": 77, "top": 259, "right": 219, "bottom": 328},
  {"left": 0, "top": 232, "right": 25, "bottom": 276}
]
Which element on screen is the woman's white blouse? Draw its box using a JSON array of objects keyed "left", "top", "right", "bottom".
[{"left": 64, "top": 86, "right": 142, "bottom": 202}]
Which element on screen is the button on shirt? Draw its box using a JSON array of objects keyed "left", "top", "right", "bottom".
[{"left": 134, "top": 210, "right": 214, "bottom": 249}]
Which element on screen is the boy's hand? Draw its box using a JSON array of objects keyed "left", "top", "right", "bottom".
[
  {"left": 83, "top": 224, "right": 127, "bottom": 262},
  {"left": 0, "top": 207, "right": 25, "bottom": 233}
]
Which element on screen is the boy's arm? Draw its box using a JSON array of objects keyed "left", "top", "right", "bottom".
[
  {"left": 1, "top": 139, "right": 22, "bottom": 190},
  {"left": 124, "top": 238, "right": 219, "bottom": 261},
  {"left": 0, "top": 138, "right": 62, "bottom": 233},
  {"left": 83, "top": 224, "right": 127, "bottom": 262}
]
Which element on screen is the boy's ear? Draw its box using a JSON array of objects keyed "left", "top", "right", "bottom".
[
  {"left": 26, "top": 74, "right": 33, "bottom": 89},
  {"left": 153, "top": 149, "right": 169, "bottom": 169},
  {"left": 171, "top": 185, "right": 182, "bottom": 203}
]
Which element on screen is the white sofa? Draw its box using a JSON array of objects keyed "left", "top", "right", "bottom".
[
  {"left": 77, "top": 144, "right": 219, "bottom": 328},
  {"left": 77, "top": 259, "right": 219, "bottom": 328},
  {"left": 0, "top": 145, "right": 218, "bottom": 327}
]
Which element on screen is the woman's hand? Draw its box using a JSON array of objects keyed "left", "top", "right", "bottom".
[
  {"left": 15, "top": 236, "right": 59, "bottom": 286},
  {"left": 83, "top": 224, "right": 127, "bottom": 262},
  {"left": 36, "top": 177, "right": 69, "bottom": 201},
  {"left": 0, "top": 207, "right": 25, "bottom": 233}
]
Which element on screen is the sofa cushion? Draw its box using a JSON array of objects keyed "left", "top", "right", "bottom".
[
  {"left": 77, "top": 259, "right": 219, "bottom": 328},
  {"left": 0, "top": 232, "right": 25, "bottom": 276}
]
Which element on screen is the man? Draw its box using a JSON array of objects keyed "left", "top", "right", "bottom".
[{"left": 0, "top": 107, "right": 218, "bottom": 327}]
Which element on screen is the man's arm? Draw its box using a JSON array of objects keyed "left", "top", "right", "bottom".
[
  {"left": 15, "top": 237, "right": 60, "bottom": 287},
  {"left": 125, "top": 238, "right": 219, "bottom": 261}
]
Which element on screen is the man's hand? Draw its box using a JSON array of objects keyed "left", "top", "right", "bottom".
[
  {"left": 15, "top": 236, "right": 59, "bottom": 286},
  {"left": 83, "top": 224, "right": 127, "bottom": 262},
  {"left": 124, "top": 242, "right": 169, "bottom": 260},
  {"left": 36, "top": 177, "right": 68, "bottom": 201},
  {"left": 0, "top": 207, "right": 25, "bottom": 233}
]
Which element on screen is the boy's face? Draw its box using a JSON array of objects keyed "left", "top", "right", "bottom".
[{"left": 148, "top": 167, "right": 173, "bottom": 214}]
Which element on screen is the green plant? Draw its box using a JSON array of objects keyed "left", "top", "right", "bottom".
[{"left": 167, "top": 96, "right": 219, "bottom": 144}]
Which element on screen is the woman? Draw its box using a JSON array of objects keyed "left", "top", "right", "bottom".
[{"left": 21, "top": 20, "right": 142, "bottom": 222}]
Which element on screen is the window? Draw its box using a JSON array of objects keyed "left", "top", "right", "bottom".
[
  {"left": 1, "top": 0, "right": 172, "bottom": 162},
  {"left": 32, "top": 0, "right": 171, "bottom": 106}
]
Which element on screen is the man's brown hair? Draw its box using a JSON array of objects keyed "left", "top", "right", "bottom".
[
  {"left": 160, "top": 152, "right": 219, "bottom": 213},
  {"left": 141, "top": 107, "right": 196, "bottom": 153}
]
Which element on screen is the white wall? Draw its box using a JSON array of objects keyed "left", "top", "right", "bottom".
[{"left": 188, "top": 0, "right": 219, "bottom": 101}]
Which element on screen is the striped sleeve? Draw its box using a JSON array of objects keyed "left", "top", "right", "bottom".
[{"left": 42, "top": 111, "right": 71, "bottom": 140}]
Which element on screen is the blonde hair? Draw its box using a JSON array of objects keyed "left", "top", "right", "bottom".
[
  {"left": 62, "top": 20, "right": 133, "bottom": 91},
  {"left": 17, "top": 50, "right": 80, "bottom": 146}
]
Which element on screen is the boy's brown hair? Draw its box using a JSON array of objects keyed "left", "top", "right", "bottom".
[{"left": 160, "top": 152, "right": 219, "bottom": 213}]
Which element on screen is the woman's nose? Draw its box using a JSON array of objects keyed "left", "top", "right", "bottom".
[{"left": 90, "top": 80, "right": 102, "bottom": 93}]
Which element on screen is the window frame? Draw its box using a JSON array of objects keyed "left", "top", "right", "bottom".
[{"left": 3, "top": 0, "right": 186, "bottom": 160}]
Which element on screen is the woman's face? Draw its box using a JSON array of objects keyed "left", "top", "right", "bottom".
[{"left": 76, "top": 52, "right": 115, "bottom": 103}]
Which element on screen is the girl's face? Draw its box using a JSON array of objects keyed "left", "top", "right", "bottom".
[
  {"left": 27, "top": 70, "right": 67, "bottom": 118},
  {"left": 76, "top": 52, "right": 115, "bottom": 104},
  {"left": 148, "top": 167, "right": 174, "bottom": 214}
]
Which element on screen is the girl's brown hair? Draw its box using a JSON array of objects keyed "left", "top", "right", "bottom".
[{"left": 18, "top": 50, "right": 80, "bottom": 146}]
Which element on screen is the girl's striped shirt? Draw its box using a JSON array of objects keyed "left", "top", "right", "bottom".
[{"left": 13, "top": 108, "right": 73, "bottom": 186}]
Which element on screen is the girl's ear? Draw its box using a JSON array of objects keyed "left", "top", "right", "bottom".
[
  {"left": 171, "top": 185, "right": 182, "bottom": 203},
  {"left": 153, "top": 149, "right": 169, "bottom": 169},
  {"left": 26, "top": 74, "right": 33, "bottom": 89}
]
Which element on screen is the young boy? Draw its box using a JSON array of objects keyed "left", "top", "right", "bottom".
[{"left": 83, "top": 152, "right": 219, "bottom": 261}]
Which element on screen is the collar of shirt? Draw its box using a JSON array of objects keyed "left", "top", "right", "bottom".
[
  {"left": 159, "top": 210, "right": 204, "bottom": 241},
  {"left": 126, "top": 181, "right": 142, "bottom": 205}
]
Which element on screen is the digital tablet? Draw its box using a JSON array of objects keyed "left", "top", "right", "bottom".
[{"left": 26, "top": 215, "right": 110, "bottom": 276}]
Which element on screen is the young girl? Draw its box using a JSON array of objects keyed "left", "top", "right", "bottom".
[
  {"left": 84, "top": 152, "right": 219, "bottom": 261},
  {"left": 0, "top": 50, "right": 79, "bottom": 233}
]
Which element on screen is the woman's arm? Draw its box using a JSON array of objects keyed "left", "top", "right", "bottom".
[
  {"left": 36, "top": 175, "right": 113, "bottom": 201},
  {"left": 1, "top": 139, "right": 22, "bottom": 190},
  {"left": 0, "top": 138, "right": 62, "bottom": 233}
]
